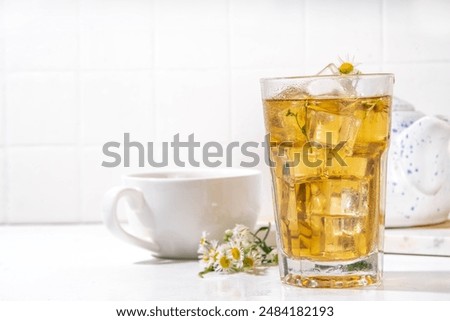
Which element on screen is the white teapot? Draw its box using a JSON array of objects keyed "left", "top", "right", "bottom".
[{"left": 385, "top": 98, "right": 450, "bottom": 227}]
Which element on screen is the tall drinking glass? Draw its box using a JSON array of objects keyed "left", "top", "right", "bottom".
[{"left": 261, "top": 74, "right": 394, "bottom": 288}]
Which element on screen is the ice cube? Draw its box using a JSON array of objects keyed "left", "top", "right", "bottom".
[
  {"left": 341, "top": 188, "right": 360, "bottom": 214},
  {"left": 317, "top": 63, "right": 340, "bottom": 76},
  {"left": 307, "top": 78, "right": 358, "bottom": 98},
  {"left": 290, "top": 146, "right": 324, "bottom": 179},
  {"left": 360, "top": 182, "right": 369, "bottom": 214},
  {"left": 306, "top": 108, "right": 361, "bottom": 151},
  {"left": 328, "top": 182, "right": 368, "bottom": 216},
  {"left": 311, "top": 63, "right": 358, "bottom": 97},
  {"left": 275, "top": 86, "right": 308, "bottom": 100},
  {"left": 307, "top": 78, "right": 344, "bottom": 97},
  {"left": 325, "top": 155, "right": 368, "bottom": 177},
  {"left": 309, "top": 183, "right": 327, "bottom": 213}
]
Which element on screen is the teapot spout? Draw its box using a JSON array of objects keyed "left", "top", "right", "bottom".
[{"left": 396, "top": 116, "right": 450, "bottom": 196}]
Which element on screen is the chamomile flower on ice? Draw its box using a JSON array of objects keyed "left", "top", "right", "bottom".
[{"left": 337, "top": 56, "right": 361, "bottom": 75}]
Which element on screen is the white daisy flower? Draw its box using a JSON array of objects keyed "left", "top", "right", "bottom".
[
  {"left": 214, "top": 251, "right": 234, "bottom": 273},
  {"left": 198, "top": 224, "right": 277, "bottom": 277},
  {"left": 198, "top": 234, "right": 208, "bottom": 255},
  {"left": 201, "top": 241, "right": 219, "bottom": 264},
  {"left": 337, "top": 56, "right": 361, "bottom": 75},
  {"left": 227, "top": 241, "right": 245, "bottom": 269},
  {"left": 232, "top": 224, "right": 255, "bottom": 248},
  {"left": 232, "top": 224, "right": 250, "bottom": 238},
  {"left": 243, "top": 250, "right": 262, "bottom": 271},
  {"left": 199, "top": 231, "right": 209, "bottom": 246}
]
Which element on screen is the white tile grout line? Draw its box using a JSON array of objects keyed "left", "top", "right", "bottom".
[
  {"left": 150, "top": 0, "right": 157, "bottom": 141},
  {"left": 303, "top": 0, "right": 309, "bottom": 71},
  {"left": 4, "top": 60, "right": 450, "bottom": 74},
  {"left": 153, "top": 0, "right": 162, "bottom": 143},
  {"left": 302, "top": 0, "right": 307, "bottom": 72},
  {"left": 227, "top": 0, "right": 232, "bottom": 142},
  {"left": 381, "top": 0, "right": 386, "bottom": 71},
  {"left": 5, "top": 143, "right": 85, "bottom": 148},
  {"left": 2, "top": 0, "right": 9, "bottom": 223},
  {"left": 75, "top": 0, "right": 83, "bottom": 222}
]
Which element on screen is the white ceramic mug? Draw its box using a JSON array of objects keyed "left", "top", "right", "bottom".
[{"left": 102, "top": 169, "right": 261, "bottom": 259}]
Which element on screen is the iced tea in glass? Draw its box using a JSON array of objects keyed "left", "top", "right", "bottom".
[{"left": 261, "top": 73, "right": 394, "bottom": 288}]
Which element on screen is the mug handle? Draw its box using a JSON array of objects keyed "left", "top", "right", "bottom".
[{"left": 102, "top": 186, "right": 160, "bottom": 252}]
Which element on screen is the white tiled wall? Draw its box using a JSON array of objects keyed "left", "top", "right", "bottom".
[
  {"left": 8, "top": 147, "right": 79, "bottom": 222},
  {"left": 80, "top": 71, "right": 153, "bottom": 144},
  {"left": 156, "top": 0, "right": 228, "bottom": 70},
  {"left": 0, "top": 0, "right": 5, "bottom": 223},
  {"left": 80, "top": 0, "right": 153, "bottom": 70},
  {"left": 155, "top": 69, "right": 230, "bottom": 142},
  {"left": 0, "top": 149, "right": 5, "bottom": 223},
  {"left": 4, "top": 0, "right": 79, "bottom": 71},
  {"left": 306, "top": 0, "right": 382, "bottom": 68},
  {"left": 384, "top": 0, "right": 450, "bottom": 62},
  {"left": 230, "top": 0, "right": 304, "bottom": 70},
  {"left": 0, "top": 0, "right": 449, "bottom": 223},
  {"left": 6, "top": 72, "right": 78, "bottom": 144}
]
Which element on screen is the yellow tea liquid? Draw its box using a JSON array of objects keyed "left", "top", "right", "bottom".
[{"left": 264, "top": 96, "right": 390, "bottom": 262}]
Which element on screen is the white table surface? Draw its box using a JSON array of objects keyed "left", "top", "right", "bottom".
[{"left": 1, "top": 225, "right": 449, "bottom": 301}]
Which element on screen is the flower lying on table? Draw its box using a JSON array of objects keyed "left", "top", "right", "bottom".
[{"left": 198, "top": 224, "right": 278, "bottom": 277}]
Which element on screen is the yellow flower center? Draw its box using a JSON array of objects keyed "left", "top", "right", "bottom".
[
  {"left": 219, "top": 256, "right": 231, "bottom": 269},
  {"left": 243, "top": 257, "right": 254, "bottom": 268},
  {"left": 231, "top": 247, "right": 241, "bottom": 260},
  {"left": 339, "top": 62, "right": 354, "bottom": 74}
]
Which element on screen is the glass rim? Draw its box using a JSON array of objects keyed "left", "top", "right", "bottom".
[{"left": 260, "top": 72, "right": 395, "bottom": 83}]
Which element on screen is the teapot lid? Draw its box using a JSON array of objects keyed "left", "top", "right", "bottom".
[{"left": 393, "top": 97, "right": 415, "bottom": 111}]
